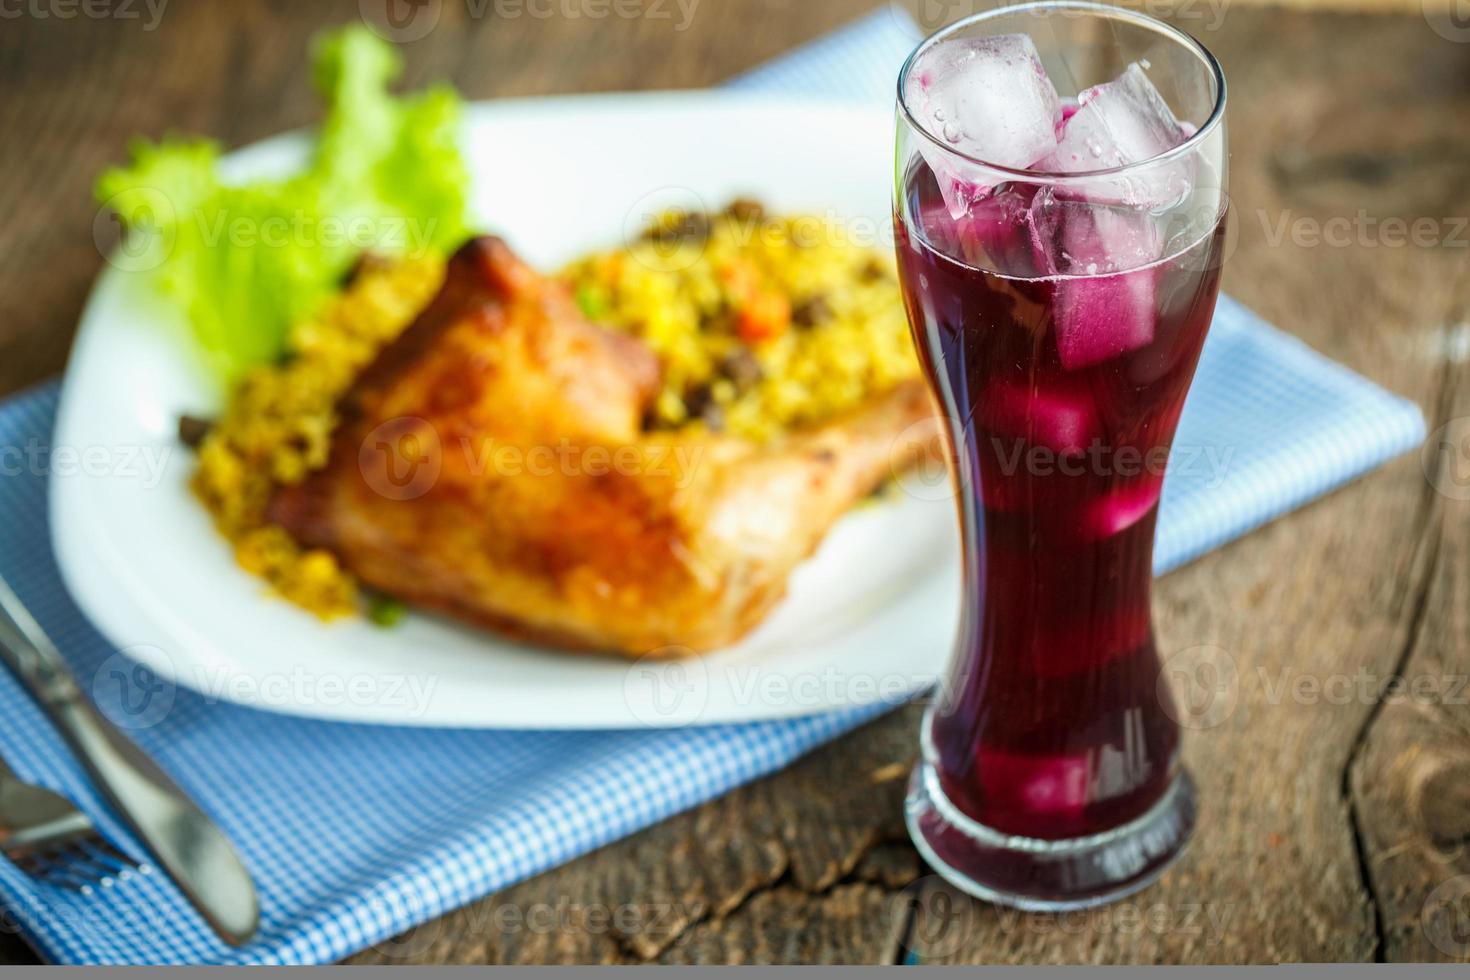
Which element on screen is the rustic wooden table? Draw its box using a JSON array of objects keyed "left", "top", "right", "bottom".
[{"left": 2, "top": 0, "right": 1468, "bottom": 965}]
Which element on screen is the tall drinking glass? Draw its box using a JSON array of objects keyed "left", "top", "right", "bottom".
[{"left": 894, "top": 2, "right": 1228, "bottom": 909}]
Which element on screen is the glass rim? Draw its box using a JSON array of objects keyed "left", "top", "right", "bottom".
[{"left": 896, "top": 0, "right": 1228, "bottom": 183}]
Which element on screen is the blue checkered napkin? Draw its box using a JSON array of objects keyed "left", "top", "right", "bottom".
[
  {"left": 0, "top": 8, "right": 1425, "bottom": 966},
  {"left": 1157, "top": 295, "right": 1425, "bottom": 572}
]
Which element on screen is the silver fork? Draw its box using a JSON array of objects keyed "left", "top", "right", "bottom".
[
  {"left": 0, "top": 754, "right": 142, "bottom": 892},
  {"left": 0, "top": 576, "right": 259, "bottom": 944}
]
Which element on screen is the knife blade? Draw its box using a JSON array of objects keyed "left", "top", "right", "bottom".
[{"left": 0, "top": 576, "right": 259, "bottom": 946}]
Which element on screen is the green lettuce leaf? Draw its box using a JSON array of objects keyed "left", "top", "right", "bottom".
[{"left": 95, "top": 24, "right": 469, "bottom": 380}]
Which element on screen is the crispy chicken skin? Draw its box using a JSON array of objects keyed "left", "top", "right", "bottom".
[{"left": 270, "top": 237, "right": 938, "bottom": 656}]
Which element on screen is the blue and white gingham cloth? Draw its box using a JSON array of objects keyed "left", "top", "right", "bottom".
[{"left": 0, "top": 9, "right": 1426, "bottom": 965}]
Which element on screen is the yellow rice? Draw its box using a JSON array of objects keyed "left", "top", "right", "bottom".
[
  {"left": 191, "top": 255, "right": 445, "bottom": 618},
  {"left": 193, "top": 206, "right": 919, "bottom": 619},
  {"left": 561, "top": 205, "right": 919, "bottom": 442}
]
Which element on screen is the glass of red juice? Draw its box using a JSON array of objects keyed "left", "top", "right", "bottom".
[{"left": 893, "top": 3, "right": 1228, "bottom": 909}]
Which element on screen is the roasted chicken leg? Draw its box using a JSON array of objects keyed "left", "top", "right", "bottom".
[{"left": 270, "top": 237, "right": 938, "bottom": 655}]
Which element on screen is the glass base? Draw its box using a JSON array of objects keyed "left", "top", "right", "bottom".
[{"left": 906, "top": 748, "right": 1196, "bottom": 911}]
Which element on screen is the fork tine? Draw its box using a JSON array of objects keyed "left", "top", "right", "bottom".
[
  {"left": 30, "top": 858, "right": 97, "bottom": 891},
  {"left": 71, "top": 839, "right": 124, "bottom": 879},
  {"left": 89, "top": 837, "right": 142, "bottom": 874},
  {"left": 33, "top": 842, "right": 104, "bottom": 891},
  {"left": 28, "top": 835, "right": 141, "bottom": 892},
  {"left": 0, "top": 767, "right": 146, "bottom": 893}
]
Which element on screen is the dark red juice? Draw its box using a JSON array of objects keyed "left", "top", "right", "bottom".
[{"left": 896, "top": 160, "right": 1226, "bottom": 843}]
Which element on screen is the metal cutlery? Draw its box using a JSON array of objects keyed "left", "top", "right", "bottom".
[
  {"left": 0, "top": 575, "right": 259, "bottom": 946},
  {"left": 0, "top": 752, "right": 141, "bottom": 892}
]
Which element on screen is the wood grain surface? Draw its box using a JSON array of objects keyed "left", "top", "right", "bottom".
[{"left": 1, "top": 0, "right": 1468, "bottom": 965}]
